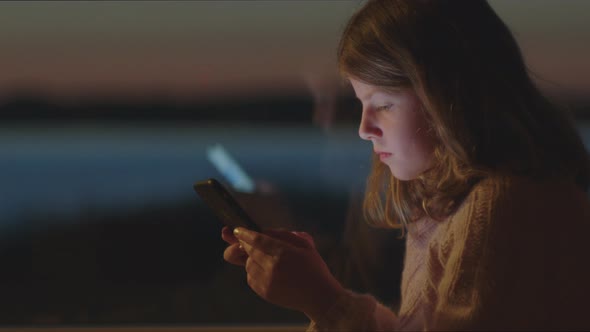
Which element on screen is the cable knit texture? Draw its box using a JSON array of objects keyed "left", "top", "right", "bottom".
[{"left": 307, "top": 175, "right": 590, "bottom": 331}]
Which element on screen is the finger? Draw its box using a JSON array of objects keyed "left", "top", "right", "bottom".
[
  {"left": 292, "top": 231, "right": 316, "bottom": 249},
  {"left": 247, "top": 272, "right": 267, "bottom": 299},
  {"left": 263, "top": 229, "right": 314, "bottom": 249},
  {"left": 245, "top": 257, "right": 268, "bottom": 297},
  {"left": 234, "top": 227, "right": 286, "bottom": 256},
  {"left": 221, "top": 226, "right": 239, "bottom": 244},
  {"left": 238, "top": 239, "right": 276, "bottom": 272},
  {"left": 245, "top": 256, "right": 265, "bottom": 280},
  {"left": 223, "top": 243, "right": 247, "bottom": 266}
]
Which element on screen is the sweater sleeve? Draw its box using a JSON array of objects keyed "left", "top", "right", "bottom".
[{"left": 306, "top": 289, "right": 398, "bottom": 331}]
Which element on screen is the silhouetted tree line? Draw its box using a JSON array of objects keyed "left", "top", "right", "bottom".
[
  {"left": 0, "top": 92, "right": 588, "bottom": 123},
  {"left": 0, "top": 94, "right": 360, "bottom": 124}
]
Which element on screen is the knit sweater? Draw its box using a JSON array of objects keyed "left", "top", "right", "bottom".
[{"left": 307, "top": 175, "right": 590, "bottom": 331}]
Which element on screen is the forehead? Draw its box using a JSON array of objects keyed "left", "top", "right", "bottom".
[
  {"left": 349, "top": 78, "right": 420, "bottom": 104},
  {"left": 349, "top": 78, "right": 402, "bottom": 100},
  {"left": 349, "top": 79, "right": 379, "bottom": 96}
]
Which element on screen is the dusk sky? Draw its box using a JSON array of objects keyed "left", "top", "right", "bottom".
[{"left": 1, "top": 0, "right": 589, "bottom": 102}]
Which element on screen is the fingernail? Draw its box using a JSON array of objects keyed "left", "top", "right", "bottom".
[
  {"left": 233, "top": 227, "right": 241, "bottom": 236},
  {"left": 238, "top": 241, "right": 245, "bottom": 251}
]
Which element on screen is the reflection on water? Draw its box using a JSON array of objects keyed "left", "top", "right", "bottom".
[{"left": 0, "top": 123, "right": 371, "bottom": 228}]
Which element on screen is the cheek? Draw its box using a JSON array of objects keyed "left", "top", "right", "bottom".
[
  {"left": 396, "top": 115, "right": 436, "bottom": 165},
  {"left": 399, "top": 131, "right": 433, "bottom": 162},
  {"left": 411, "top": 126, "right": 436, "bottom": 160}
]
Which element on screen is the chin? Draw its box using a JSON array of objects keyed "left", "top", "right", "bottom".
[
  {"left": 388, "top": 168, "right": 413, "bottom": 181},
  {"left": 393, "top": 175, "right": 415, "bottom": 182},
  {"left": 388, "top": 166, "right": 421, "bottom": 181}
]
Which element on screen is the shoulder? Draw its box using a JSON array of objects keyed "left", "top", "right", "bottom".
[
  {"left": 436, "top": 176, "right": 499, "bottom": 245},
  {"left": 436, "top": 174, "right": 590, "bottom": 244},
  {"left": 453, "top": 174, "right": 588, "bottom": 224},
  {"left": 479, "top": 175, "right": 587, "bottom": 228},
  {"left": 428, "top": 175, "right": 590, "bottom": 329},
  {"left": 441, "top": 174, "right": 590, "bottom": 249}
]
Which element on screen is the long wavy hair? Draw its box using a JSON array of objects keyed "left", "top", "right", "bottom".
[{"left": 338, "top": 0, "right": 590, "bottom": 232}]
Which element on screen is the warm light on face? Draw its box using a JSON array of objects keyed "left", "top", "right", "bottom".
[{"left": 350, "top": 78, "right": 436, "bottom": 180}]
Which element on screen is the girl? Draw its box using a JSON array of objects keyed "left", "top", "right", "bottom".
[{"left": 223, "top": 0, "right": 590, "bottom": 330}]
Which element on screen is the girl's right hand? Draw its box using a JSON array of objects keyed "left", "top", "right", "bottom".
[
  {"left": 221, "top": 226, "right": 320, "bottom": 267},
  {"left": 221, "top": 226, "right": 248, "bottom": 266},
  {"left": 227, "top": 227, "right": 345, "bottom": 321}
]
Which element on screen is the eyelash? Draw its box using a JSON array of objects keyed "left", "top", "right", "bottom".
[{"left": 375, "top": 104, "right": 393, "bottom": 112}]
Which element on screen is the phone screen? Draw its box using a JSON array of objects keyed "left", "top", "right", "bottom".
[{"left": 194, "top": 178, "right": 261, "bottom": 232}]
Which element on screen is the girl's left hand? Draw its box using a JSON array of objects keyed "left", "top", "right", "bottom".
[{"left": 233, "top": 227, "right": 345, "bottom": 320}]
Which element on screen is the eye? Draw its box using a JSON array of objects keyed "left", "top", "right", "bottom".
[{"left": 375, "top": 104, "right": 393, "bottom": 112}]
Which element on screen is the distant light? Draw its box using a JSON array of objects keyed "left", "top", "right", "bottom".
[{"left": 206, "top": 144, "right": 255, "bottom": 193}]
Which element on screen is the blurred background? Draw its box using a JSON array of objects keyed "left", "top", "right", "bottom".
[{"left": 0, "top": 0, "right": 588, "bottom": 327}]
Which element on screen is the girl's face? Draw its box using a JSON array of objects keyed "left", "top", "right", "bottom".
[{"left": 350, "top": 78, "right": 437, "bottom": 180}]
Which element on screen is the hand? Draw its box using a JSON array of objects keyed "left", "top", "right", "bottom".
[
  {"left": 221, "top": 226, "right": 247, "bottom": 266},
  {"left": 232, "top": 227, "right": 345, "bottom": 320}
]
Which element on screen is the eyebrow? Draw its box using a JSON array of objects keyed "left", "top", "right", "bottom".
[
  {"left": 356, "top": 89, "right": 381, "bottom": 101},
  {"left": 356, "top": 88, "right": 393, "bottom": 101},
  {"left": 356, "top": 86, "right": 404, "bottom": 101}
]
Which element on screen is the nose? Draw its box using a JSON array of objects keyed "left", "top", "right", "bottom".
[{"left": 358, "top": 109, "right": 382, "bottom": 141}]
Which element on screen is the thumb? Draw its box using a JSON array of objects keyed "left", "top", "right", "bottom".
[
  {"left": 263, "top": 229, "right": 315, "bottom": 249},
  {"left": 291, "top": 231, "right": 316, "bottom": 249}
]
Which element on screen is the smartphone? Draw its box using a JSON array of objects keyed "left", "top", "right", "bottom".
[{"left": 194, "top": 178, "right": 261, "bottom": 232}]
